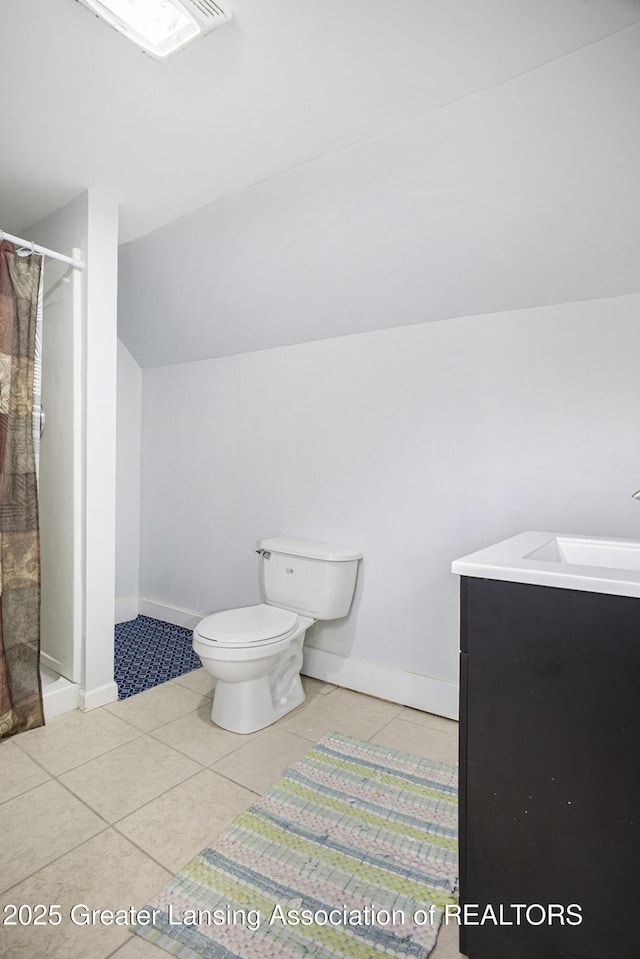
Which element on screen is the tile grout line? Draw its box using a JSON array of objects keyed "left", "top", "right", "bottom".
[
  {"left": 109, "top": 820, "right": 177, "bottom": 880},
  {"left": 365, "top": 712, "right": 401, "bottom": 742},
  {"left": 202, "top": 766, "right": 266, "bottom": 798},
  {"left": 105, "top": 931, "right": 145, "bottom": 957},
  {"left": 109, "top": 763, "right": 261, "bottom": 834},
  {"left": 400, "top": 717, "right": 459, "bottom": 736},
  {"left": 16, "top": 728, "right": 148, "bottom": 782},
  {"left": 0, "top": 823, "right": 112, "bottom": 899},
  {"left": 0, "top": 772, "right": 53, "bottom": 808}
]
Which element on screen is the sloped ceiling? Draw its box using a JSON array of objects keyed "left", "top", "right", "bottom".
[{"left": 2, "top": 1, "right": 640, "bottom": 367}]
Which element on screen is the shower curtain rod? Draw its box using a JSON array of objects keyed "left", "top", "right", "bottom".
[{"left": 0, "top": 229, "right": 85, "bottom": 270}]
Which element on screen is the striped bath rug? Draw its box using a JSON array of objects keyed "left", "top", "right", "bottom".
[{"left": 133, "top": 731, "right": 458, "bottom": 959}]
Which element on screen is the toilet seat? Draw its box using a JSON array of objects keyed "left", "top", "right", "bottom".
[{"left": 195, "top": 604, "right": 299, "bottom": 648}]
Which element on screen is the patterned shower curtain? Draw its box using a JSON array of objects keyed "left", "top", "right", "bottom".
[{"left": 0, "top": 239, "right": 44, "bottom": 738}]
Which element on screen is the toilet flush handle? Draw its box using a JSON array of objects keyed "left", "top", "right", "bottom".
[{"left": 256, "top": 549, "right": 271, "bottom": 559}]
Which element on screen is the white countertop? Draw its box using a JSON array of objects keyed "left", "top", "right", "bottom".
[{"left": 451, "top": 531, "right": 640, "bottom": 599}]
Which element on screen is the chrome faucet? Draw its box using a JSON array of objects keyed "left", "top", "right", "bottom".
[{"left": 633, "top": 490, "right": 640, "bottom": 500}]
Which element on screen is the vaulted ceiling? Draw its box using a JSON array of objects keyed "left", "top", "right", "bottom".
[{"left": 2, "top": 0, "right": 640, "bottom": 367}]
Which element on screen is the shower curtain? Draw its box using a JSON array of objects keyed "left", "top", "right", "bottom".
[{"left": 0, "top": 239, "right": 44, "bottom": 738}]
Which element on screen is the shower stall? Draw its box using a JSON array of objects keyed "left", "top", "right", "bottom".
[
  {"left": 39, "top": 250, "right": 83, "bottom": 719},
  {"left": 2, "top": 194, "right": 119, "bottom": 736}
]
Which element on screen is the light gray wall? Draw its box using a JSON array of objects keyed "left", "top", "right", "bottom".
[
  {"left": 6, "top": 0, "right": 639, "bottom": 242},
  {"left": 138, "top": 293, "right": 640, "bottom": 716},
  {"left": 116, "top": 339, "right": 142, "bottom": 623},
  {"left": 119, "top": 24, "right": 640, "bottom": 369},
  {"left": 115, "top": 14, "right": 640, "bottom": 716}
]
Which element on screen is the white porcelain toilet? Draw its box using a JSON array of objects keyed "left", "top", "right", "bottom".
[{"left": 192, "top": 538, "right": 361, "bottom": 734}]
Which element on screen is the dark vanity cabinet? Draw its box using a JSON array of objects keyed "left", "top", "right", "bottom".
[{"left": 458, "top": 576, "right": 640, "bottom": 959}]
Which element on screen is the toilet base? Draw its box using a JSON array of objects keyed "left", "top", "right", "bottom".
[{"left": 211, "top": 672, "right": 305, "bottom": 734}]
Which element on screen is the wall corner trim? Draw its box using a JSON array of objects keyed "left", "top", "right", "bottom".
[
  {"left": 137, "top": 598, "right": 204, "bottom": 630},
  {"left": 115, "top": 597, "right": 140, "bottom": 624},
  {"left": 80, "top": 681, "right": 119, "bottom": 711}
]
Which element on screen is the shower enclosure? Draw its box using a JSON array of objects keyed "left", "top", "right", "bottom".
[
  {"left": 2, "top": 193, "right": 120, "bottom": 731},
  {"left": 39, "top": 251, "right": 83, "bottom": 718}
]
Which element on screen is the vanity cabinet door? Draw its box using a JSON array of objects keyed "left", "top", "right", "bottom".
[{"left": 458, "top": 576, "right": 640, "bottom": 959}]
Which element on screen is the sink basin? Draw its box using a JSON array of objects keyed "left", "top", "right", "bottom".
[
  {"left": 452, "top": 531, "right": 640, "bottom": 598},
  {"left": 526, "top": 535, "right": 640, "bottom": 571}
]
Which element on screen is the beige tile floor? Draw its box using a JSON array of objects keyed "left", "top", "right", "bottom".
[{"left": 0, "top": 672, "right": 462, "bottom": 959}]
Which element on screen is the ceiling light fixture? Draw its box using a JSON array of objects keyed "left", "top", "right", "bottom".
[{"left": 77, "top": 0, "right": 231, "bottom": 60}]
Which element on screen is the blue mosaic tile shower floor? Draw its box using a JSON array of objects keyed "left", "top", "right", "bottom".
[{"left": 114, "top": 615, "right": 201, "bottom": 700}]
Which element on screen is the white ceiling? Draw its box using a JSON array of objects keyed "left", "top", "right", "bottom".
[
  {"left": 3, "top": 1, "right": 640, "bottom": 368},
  {"left": 2, "top": 0, "right": 640, "bottom": 243}
]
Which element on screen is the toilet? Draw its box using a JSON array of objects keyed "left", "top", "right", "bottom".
[{"left": 192, "top": 538, "right": 361, "bottom": 734}]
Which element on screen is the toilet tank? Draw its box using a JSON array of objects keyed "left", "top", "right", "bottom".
[{"left": 257, "top": 538, "right": 362, "bottom": 619}]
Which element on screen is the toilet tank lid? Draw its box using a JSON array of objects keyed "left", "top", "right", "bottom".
[{"left": 257, "top": 538, "right": 362, "bottom": 562}]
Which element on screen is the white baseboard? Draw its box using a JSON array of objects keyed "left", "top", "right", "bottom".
[
  {"left": 42, "top": 677, "right": 80, "bottom": 722},
  {"left": 80, "top": 681, "right": 119, "bottom": 711},
  {"left": 118, "top": 597, "right": 458, "bottom": 718},
  {"left": 115, "top": 596, "right": 139, "bottom": 624},
  {"left": 302, "top": 645, "right": 458, "bottom": 720},
  {"left": 137, "top": 598, "right": 203, "bottom": 630}
]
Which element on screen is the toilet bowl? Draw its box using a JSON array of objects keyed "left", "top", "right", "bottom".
[
  {"left": 192, "top": 538, "right": 361, "bottom": 734},
  {"left": 193, "top": 604, "right": 314, "bottom": 734}
]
